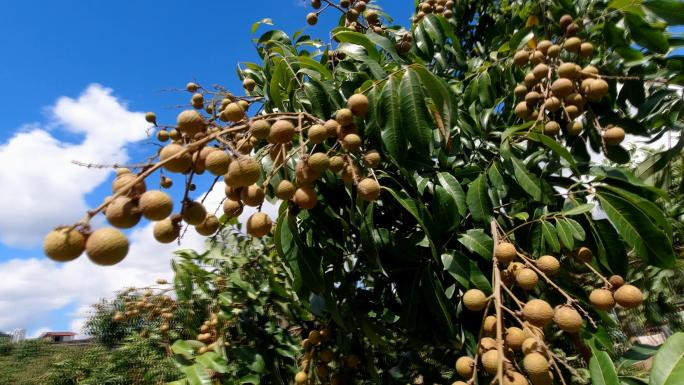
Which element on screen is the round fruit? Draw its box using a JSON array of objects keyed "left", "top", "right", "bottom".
[
  {"left": 603, "top": 126, "right": 625, "bottom": 146},
  {"left": 246, "top": 212, "right": 272, "bottom": 237},
  {"left": 505, "top": 327, "right": 526, "bottom": 350},
  {"left": 551, "top": 78, "right": 574, "bottom": 98},
  {"left": 86, "top": 227, "right": 129, "bottom": 266},
  {"left": 579, "top": 42, "right": 594, "bottom": 58},
  {"left": 589, "top": 288, "right": 616, "bottom": 311},
  {"left": 523, "top": 352, "right": 549, "bottom": 376},
  {"left": 145, "top": 112, "right": 157, "bottom": 124},
  {"left": 308, "top": 124, "right": 327, "bottom": 144},
  {"left": 609, "top": 275, "right": 625, "bottom": 288},
  {"left": 536, "top": 255, "right": 560, "bottom": 276},
  {"left": 294, "top": 371, "right": 308, "bottom": 384},
  {"left": 516, "top": 268, "right": 539, "bottom": 290},
  {"left": 342, "top": 133, "right": 362, "bottom": 152},
  {"left": 176, "top": 110, "right": 206, "bottom": 137},
  {"left": 533, "top": 64, "right": 549, "bottom": 80},
  {"left": 336, "top": 108, "right": 354, "bottom": 126},
  {"left": 565, "top": 93, "right": 585, "bottom": 107},
  {"left": 329, "top": 156, "right": 345, "bottom": 172},
  {"left": 483, "top": 315, "right": 497, "bottom": 335},
  {"left": 567, "top": 121, "right": 584, "bottom": 136},
  {"left": 156, "top": 130, "right": 169, "bottom": 142},
  {"left": 226, "top": 156, "right": 261, "bottom": 187},
  {"left": 513, "top": 50, "right": 529, "bottom": 66},
  {"left": 537, "top": 40, "right": 552, "bottom": 54},
  {"left": 565, "top": 104, "right": 581, "bottom": 119},
  {"left": 522, "top": 337, "right": 542, "bottom": 355},
  {"left": 585, "top": 78, "right": 609, "bottom": 100},
  {"left": 221, "top": 103, "right": 244, "bottom": 122},
  {"left": 160, "top": 144, "right": 192, "bottom": 173},
  {"left": 503, "top": 371, "right": 528, "bottom": 385},
  {"left": 525, "top": 91, "right": 542, "bottom": 105},
  {"left": 293, "top": 186, "right": 318, "bottom": 209},
  {"left": 183, "top": 201, "right": 207, "bottom": 225},
  {"left": 138, "top": 190, "right": 173, "bottom": 220},
  {"left": 530, "top": 50, "right": 545, "bottom": 65},
  {"left": 544, "top": 97, "right": 561, "bottom": 112},
  {"left": 479, "top": 337, "right": 497, "bottom": 352},
  {"left": 582, "top": 65, "right": 600, "bottom": 78},
  {"left": 191, "top": 93, "right": 204, "bottom": 109},
  {"left": 554, "top": 305, "right": 583, "bottom": 333},
  {"left": 324, "top": 119, "right": 341, "bottom": 137},
  {"left": 306, "top": 12, "right": 318, "bottom": 25},
  {"left": 105, "top": 197, "right": 141, "bottom": 229},
  {"left": 547, "top": 44, "right": 561, "bottom": 58},
  {"left": 308, "top": 152, "right": 330, "bottom": 173},
  {"left": 560, "top": 14, "right": 573, "bottom": 29},
  {"left": 186, "top": 82, "right": 199, "bottom": 92},
  {"left": 515, "top": 84, "right": 528, "bottom": 98},
  {"left": 575, "top": 246, "right": 592, "bottom": 263},
  {"left": 452, "top": 382, "right": 468, "bottom": 385},
  {"left": 481, "top": 349, "right": 500, "bottom": 375},
  {"left": 558, "top": 62, "right": 578, "bottom": 79},
  {"left": 295, "top": 160, "right": 321, "bottom": 184},
  {"left": 249, "top": 120, "right": 271, "bottom": 140},
  {"left": 222, "top": 199, "right": 243, "bottom": 218},
  {"left": 463, "top": 289, "right": 487, "bottom": 311},
  {"left": 543, "top": 121, "right": 560, "bottom": 136},
  {"left": 242, "top": 78, "right": 256, "bottom": 91},
  {"left": 347, "top": 93, "right": 369, "bottom": 117},
  {"left": 112, "top": 173, "right": 147, "bottom": 196},
  {"left": 357, "top": 178, "right": 380, "bottom": 201},
  {"left": 269, "top": 120, "right": 296, "bottom": 143},
  {"left": 43, "top": 228, "right": 85, "bottom": 262},
  {"left": 495, "top": 242, "right": 517, "bottom": 263},
  {"left": 153, "top": 218, "right": 180, "bottom": 243},
  {"left": 515, "top": 102, "right": 530, "bottom": 119},
  {"left": 613, "top": 284, "right": 643, "bottom": 309},
  {"left": 523, "top": 299, "right": 554, "bottom": 327},
  {"left": 363, "top": 150, "right": 381, "bottom": 168},
  {"left": 524, "top": 72, "right": 538, "bottom": 87},
  {"left": 195, "top": 214, "right": 219, "bottom": 236},
  {"left": 564, "top": 37, "right": 581, "bottom": 53},
  {"left": 275, "top": 180, "right": 296, "bottom": 200},
  {"left": 241, "top": 184, "right": 265, "bottom": 207},
  {"left": 455, "top": 356, "right": 474, "bottom": 378},
  {"left": 205, "top": 151, "right": 231, "bottom": 176}
]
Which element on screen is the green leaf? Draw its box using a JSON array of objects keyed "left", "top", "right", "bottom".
[
  {"left": 562, "top": 203, "right": 595, "bottom": 216},
  {"left": 421, "top": 266, "right": 455, "bottom": 337},
  {"left": 649, "top": 332, "right": 684, "bottom": 385},
  {"left": 171, "top": 340, "right": 204, "bottom": 359},
  {"left": 644, "top": 0, "right": 684, "bottom": 25},
  {"left": 457, "top": 229, "right": 494, "bottom": 260},
  {"left": 195, "top": 352, "right": 229, "bottom": 373},
  {"left": 608, "top": 0, "right": 645, "bottom": 15},
  {"left": 378, "top": 76, "right": 407, "bottom": 162},
  {"left": 541, "top": 220, "right": 561, "bottom": 252},
  {"left": 383, "top": 186, "right": 438, "bottom": 261},
  {"left": 555, "top": 218, "right": 575, "bottom": 250},
  {"left": 625, "top": 14, "right": 670, "bottom": 54},
  {"left": 181, "top": 364, "right": 213, "bottom": 385},
  {"left": 590, "top": 350, "right": 621, "bottom": 385},
  {"left": 511, "top": 157, "right": 542, "bottom": 201},
  {"left": 528, "top": 132, "right": 578, "bottom": 171},
  {"left": 437, "top": 172, "right": 467, "bottom": 216},
  {"left": 565, "top": 218, "right": 586, "bottom": 240},
  {"left": 466, "top": 173, "right": 493, "bottom": 224},
  {"left": 399, "top": 69, "right": 433, "bottom": 158},
  {"left": 333, "top": 31, "right": 380, "bottom": 60}
]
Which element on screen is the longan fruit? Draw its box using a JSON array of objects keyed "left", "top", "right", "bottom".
[
  {"left": 220, "top": 103, "right": 244, "bottom": 122},
  {"left": 462, "top": 289, "right": 487, "bottom": 311},
  {"left": 455, "top": 356, "right": 474, "bottom": 378},
  {"left": 205, "top": 151, "right": 231, "bottom": 176},
  {"left": 160, "top": 143, "right": 192, "bottom": 173},
  {"left": 483, "top": 315, "right": 497, "bottom": 335},
  {"left": 275, "top": 180, "right": 296, "bottom": 200},
  {"left": 241, "top": 184, "right": 265, "bottom": 207},
  {"left": 516, "top": 268, "right": 539, "bottom": 290},
  {"left": 347, "top": 93, "right": 369, "bottom": 117},
  {"left": 543, "top": 121, "right": 560, "bottom": 136},
  {"left": 138, "top": 190, "right": 174, "bottom": 220},
  {"left": 335, "top": 108, "right": 354, "bottom": 126},
  {"left": 603, "top": 126, "right": 625, "bottom": 146},
  {"left": 536, "top": 255, "right": 560, "bottom": 276},
  {"left": 86, "top": 227, "right": 129, "bottom": 266},
  {"left": 183, "top": 201, "right": 207, "bottom": 225},
  {"left": 505, "top": 327, "right": 526, "bottom": 350},
  {"left": 105, "top": 197, "right": 142, "bottom": 229},
  {"left": 523, "top": 352, "right": 549, "bottom": 376},
  {"left": 575, "top": 246, "right": 593, "bottom": 263},
  {"left": 269, "top": 119, "right": 296, "bottom": 144},
  {"left": 246, "top": 212, "right": 272, "bottom": 237},
  {"left": 222, "top": 199, "right": 243, "bottom": 218},
  {"left": 293, "top": 186, "right": 318, "bottom": 209},
  {"left": 176, "top": 109, "right": 206, "bottom": 137},
  {"left": 589, "top": 288, "right": 615, "bottom": 311},
  {"left": 153, "top": 218, "right": 180, "bottom": 243},
  {"left": 308, "top": 124, "right": 327, "bottom": 144},
  {"left": 43, "top": 228, "right": 85, "bottom": 262},
  {"left": 308, "top": 152, "right": 330, "bottom": 173},
  {"left": 226, "top": 156, "right": 261, "bottom": 187},
  {"left": 357, "top": 178, "right": 381, "bottom": 201},
  {"left": 613, "top": 284, "right": 643, "bottom": 309},
  {"left": 554, "top": 305, "right": 583, "bottom": 333},
  {"left": 550, "top": 78, "right": 574, "bottom": 98},
  {"left": 495, "top": 242, "right": 517, "bottom": 263},
  {"left": 523, "top": 299, "right": 554, "bottom": 327},
  {"left": 513, "top": 50, "right": 529, "bottom": 66},
  {"left": 195, "top": 214, "right": 220, "bottom": 236},
  {"left": 481, "top": 349, "right": 500, "bottom": 375},
  {"left": 362, "top": 150, "right": 381, "bottom": 168}
]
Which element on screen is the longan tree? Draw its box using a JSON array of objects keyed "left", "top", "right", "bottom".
[{"left": 42, "top": 0, "right": 684, "bottom": 384}]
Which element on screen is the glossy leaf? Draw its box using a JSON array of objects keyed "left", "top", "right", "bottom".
[
  {"left": 466, "top": 173, "right": 493, "bottom": 224},
  {"left": 649, "top": 332, "right": 684, "bottom": 385}
]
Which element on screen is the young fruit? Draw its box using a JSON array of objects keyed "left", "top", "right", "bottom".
[
  {"left": 308, "top": 124, "right": 327, "bottom": 144},
  {"left": 357, "top": 178, "right": 380, "bottom": 201},
  {"left": 505, "top": 327, "right": 526, "bottom": 350},
  {"left": 516, "top": 268, "right": 539, "bottom": 290},
  {"left": 226, "top": 156, "right": 261, "bottom": 187},
  {"left": 495, "top": 242, "right": 517, "bottom": 263},
  {"left": 308, "top": 152, "right": 330, "bottom": 173},
  {"left": 176, "top": 109, "right": 206, "bottom": 137},
  {"left": 454, "top": 356, "right": 474, "bottom": 378},
  {"left": 554, "top": 305, "right": 583, "bottom": 333},
  {"left": 536, "top": 255, "right": 560, "bottom": 276},
  {"left": 589, "top": 288, "right": 616, "bottom": 311},
  {"left": 145, "top": 112, "right": 157, "bottom": 124},
  {"left": 462, "top": 289, "right": 487, "bottom": 311},
  {"left": 160, "top": 143, "right": 192, "bottom": 173},
  {"left": 613, "top": 284, "right": 644, "bottom": 309},
  {"left": 153, "top": 218, "right": 180, "bottom": 243},
  {"left": 336, "top": 108, "right": 354, "bottom": 126},
  {"left": 523, "top": 352, "right": 550, "bottom": 376},
  {"left": 306, "top": 12, "right": 318, "bottom": 25},
  {"left": 609, "top": 275, "right": 625, "bottom": 288},
  {"left": 293, "top": 186, "right": 318, "bottom": 209},
  {"left": 246, "top": 212, "right": 272, "bottom": 237},
  {"left": 481, "top": 349, "right": 500, "bottom": 375},
  {"left": 205, "top": 151, "right": 231, "bottom": 176},
  {"left": 183, "top": 201, "right": 207, "bottom": 225},
  {"left": 86, "top": 227, "right": 129, "bottom": 266},
  {"left": 43, "top": 228, "right": 85, "bottom": 262},
  {"left": 347, "top": 93, "right": 369, "bottom": 117},
  {"left": 603, "top": 126, "right": 625, "bottom": 146},
  {"left": 195, "top": 214, "right": 220, "bottom": 236},
  {"left": 105, "top": 197, "right": 142, "bottom": 229},
  {"left": 523, "top": 299, "right": 554, "bottom": 327},
  {"left": 156, "top": 130, "right": 169, "bottom": 142},
  {"left": 222, "top": 199, "right": 243, "bottom": 218},
  {"left": 269, "top": 120, "right": 296, "bottom": 143}
]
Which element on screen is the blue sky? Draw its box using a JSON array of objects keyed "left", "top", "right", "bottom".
[{"left": 0, "top": 1, "right": 411, "bottom": 338}]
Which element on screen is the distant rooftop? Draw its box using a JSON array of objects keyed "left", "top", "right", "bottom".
[{"left": 39, "top": 332, "right": 76, "bottom": 337}]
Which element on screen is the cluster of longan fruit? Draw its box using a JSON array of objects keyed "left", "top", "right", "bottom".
[
  {"left": 453, "top": 241, "right": 643, "bottom": 385},
  {"left": 307, "top": 0, "right": 383, "bottom": 34},
  {"left": 195, "top": 313, "right": 222, "bottom": 354},
  {"left": 414, "top": 0, "right": 454, "bottom": 22},
  {"left": 112, "top": 284, "right": 176, "bottom": 338},
  {"left": 295, "top": 327, "right": 359, "bottom": 385},
  {"left": 512, "top": 14, "right": 625, "bottom": 147}
]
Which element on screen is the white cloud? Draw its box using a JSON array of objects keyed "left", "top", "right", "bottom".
[{"left": 0, "top": 84, "right": 148, "bottom": 246}]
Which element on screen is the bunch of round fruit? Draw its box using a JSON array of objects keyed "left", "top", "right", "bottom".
[
  {"left": 512, "top": 14, "right": 625, "bottom": 147},
  {"left": 112, "top": 287, "right": 177, "bottom": 338},
  {"left": 295, "top": 327, "right": 360, "bottom": 385},
  {"left": 308, "top": 0, "right": 382, "bottom": 33},
  {"left": 414, "top": 0, "right": 454, "bottom": 21}
]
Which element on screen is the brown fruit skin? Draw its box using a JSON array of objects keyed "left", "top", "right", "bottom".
[
  {"left": 246, "top": 212, "right": 272, "bottom": 238},
  {"left": 513, "top": 50, "right": 529, "bottom": 66},
  {"left": 138, "top": 190, "right": 173, "bottom": 221},
  {"left": 575, "top": 246, "right": 593, "bottom": 263},
  {"left": 503, "top": 371, "right": 529, "bottom": 385},
  {"left": 560, "top": 14, "right": 573, "bottom": 29},
  {"left": 307, "top": 124, "right": 327, "bottom": 144},
  {"left": 585, "top": 78, "right": 609, "bottom": 101},
  {"left": 603, "top": 126, "right": 625, "bottom": 146},
  {"left": 522, "top": 337, "right": 543, "bottom": 355},
  {"left": 525, "top": 91, "right": 542, "bottom": 105},
  {"left": 495, "top": 242, "right": 517, "bottom": 263},
  {"left": 342, "top": 133, "right": 362, "bottom": 152},
  {"left": 294, "top": 371, "right": 308, "bottom": 384},
  {"left": 515, "top": 84, "right": 528, "bottom": 98},
  {"left": 523, "top": 299, "right": 554, "bottom": 327},
  {"left": 454, "top": 356, "right": 474, "bottom": 378},
  {"left": 505, "top": 327, "right": 526, "bottom": 350},
  {"left": 329, "top": 156, "right": 345, "bottom": 172},
  {"left": 523, "top": 352, "right": 550, "bottom": 376},
  {"left": 268, "top": 120, "right": 296, "bottom": 144},
  {"left": 609, "top": 275, "right": 625, "bottom": 288},
  {"left": 86, "top": 227, "right": 129, "bottom": 266},
  {"left": 479, "top": 337, "right": 497, "bottom": 352},
  {"left": 554, "top": 306, "right": 583, "bottom": 333},
  {"left": 176, "top": 110, "right": 206, "bottom": 137},
  {"left": 536, "top": 255, "right": 560, "bottom": 276},
  {"left": 357, "top": 178, "right": 381, "bottom": 201},
  {"left": 105, "top": 197, "right": 142, "bottom": 229},
  {"left": 532, "top": 63, "right": 549, "bottom": 80},
  {"left": 241, "top": 185, "right": 265, "bottom": 207},
  {"left": 275, "top": 180, "right": 296, "bottom": 200},
  {"left": 558, "top": 62, "right": 579, "bottom": 79},
  {"left": 293, "top": 186, "right": 318, "bottom": 209},
  {"left": 589, "top": 288, "right": 616, "bottom": 311},
  {"left": 308, "top": 152, "right": 330, "bottom": 173},
  {"left": 112, "top": 173, "right": 147, "bottom": 196},
  {"left": 564, "top": 37, "right": 582, "bottom": 52},
  {"left": 43, "top": 228, "right": 85, "bottom": 262},
  {"left": 153, "top": 218, "right": 180, "bottom": 243},
  {"left": 515, "top": 102, "right": 530, "bottom": 119},
  {"left": 567, "top": 121, "right": 584, "bottom": 136},
  {"left": 462, "top": 289, "right": 487, "bottom": 311},
  {"left": 306, "top": 12, "right": 318, "bottom": 25},
  {"left": 160, "top": 144, "right": 192, "bottom": 173},
  {"left": 295, "top": 160, "right": 321, "bottom": 184},
  {"left": 336, "top": 108, "right": 354, "bottom": 126},
  {"left": 220, "top": 103, "right": 244, "bottom": 122},
  {"left": 483, "top": 315, "right": 497, "bottom": 335},
  {"left": 205, "top": 151, "right": 231, "bottom": 176},
  {"left": 347, "top": 94, "right": 369, "bottom": 117},
  {"left": 222, "top": 199, "right": 243, "bottom": 218},
  {"left": 183, "top": 201, "right": 207, "bottom": 225},
  {"left": 516, "top": 268, "right": 539, "bottom": 290},
  {"left": 363, "top": 150, "right": 381, "bottom": 168},
  {"left": 226, "top": 157, "right": 261, "bottom": 188},
  {"left": 543, "top": 121, "right": 560, "bottom": 136},
  {"left": 195, "top": 214, "right": 220, "bottom": 236},
  {"left": 249, "top": 120, "right": 271, "bottom": 140},
  {"left": 242, "top": 78, "right": 256, "bottom": 91},
  {"left": 481, "top": 349, "right": 500, "bottom": 375},
  {"left": 613, "top": 284, "right": 644, "bottom": 309},
  {"left": 551, "top": 78, "right": 574, "bottom": 98},
  {"left": 579, "top": 42, "right": 594, "bottom": 58},
  {"left": 324, "top": 119, "right": 341, "bottom": 137},
  {"left": 547, "top": 44, "right": 561, "bottom": 58},
  {"left": 524, "top": 72, "right": 538, "bottom": 87},
  {"left": 544, "top": 97, "right": 561, "bottom": 112}
]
